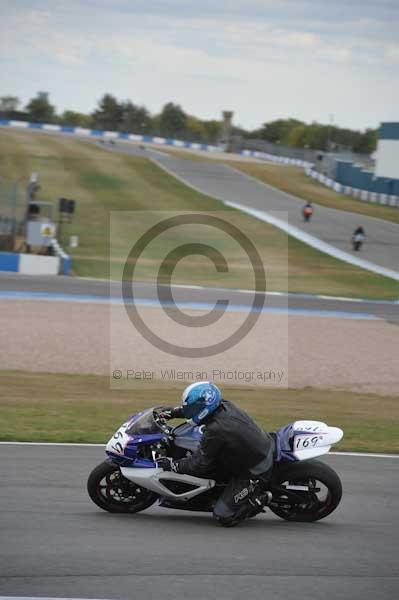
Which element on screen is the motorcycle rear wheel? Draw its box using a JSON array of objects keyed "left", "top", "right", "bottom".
[
  {"left": 269, "top": 459, "right": 342, "bottom": 522},
  {"left": 87, "top": 461, "right": 158, "bottom": 513}
]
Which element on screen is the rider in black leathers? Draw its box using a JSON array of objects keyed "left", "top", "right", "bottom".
[{"left": 158, "top": 387, "right": 274, "bottom": 526}]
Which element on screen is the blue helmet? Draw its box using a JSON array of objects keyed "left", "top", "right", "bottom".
[{"left": 181, "top": 381, "right": 222, "bottom": 425}]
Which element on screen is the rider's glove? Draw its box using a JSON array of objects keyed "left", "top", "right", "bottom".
[
  {"left": 157, "top": 457, "right": 178, "bottom": 472},
  {"left": 158, "top": 407, "right": 175, "bottom": 420}
]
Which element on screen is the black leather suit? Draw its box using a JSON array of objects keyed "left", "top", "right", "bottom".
[{"left": 171, "top": 400, "right": 274, "bottom": 525}]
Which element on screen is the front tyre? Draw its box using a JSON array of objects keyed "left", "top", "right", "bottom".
[
  {"left": 270, "top": 459, "right": 342, "bottom": 522},
  {"left": 87, "top": 461, "right": 158, "bottom": 513}
]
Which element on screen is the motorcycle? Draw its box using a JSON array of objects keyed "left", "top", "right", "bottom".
[
  {"left": 303, "top": 207, "right": 313, "bottom": 222},
  {"left": 87, "top": 407, "right": 343, "bottom": 523},
  {"left": 352, "top": 232, "right": 365, "bottom": 251}
]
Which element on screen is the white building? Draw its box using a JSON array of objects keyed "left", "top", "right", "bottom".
[{"left": 375, "top": 122, "right": 399, "bottom": 179}]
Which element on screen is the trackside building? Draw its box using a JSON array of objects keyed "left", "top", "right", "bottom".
[{"left": 375, "top": 122, "right": 399, "bottom": 180}]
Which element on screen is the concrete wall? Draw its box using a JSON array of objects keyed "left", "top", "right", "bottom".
[
  {"left": 0, "top": 252, "right": 60, "bottom": 274},
  {"left": 19, "top": 254, "right": 59, "bottom": 275}
]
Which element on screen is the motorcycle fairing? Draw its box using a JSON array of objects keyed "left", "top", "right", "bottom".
[
  {"left": 106, "top": 433, "right": 166, "bottom": 464},
  {"left": 274, "top": 420, "right": 344, "bottom": 462},
  {"left": 120, "top": 467, "right": 216, "bottom": 501}
]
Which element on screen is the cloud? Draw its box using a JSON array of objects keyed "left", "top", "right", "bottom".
[
  {"left": 383, "top": 44, "right": 399, "bottom": 64},
  {"left": 1, "top": 1, "right": 396, "bottom": 69},
  {"left": 0, "top": 0, "right": 397, "bottom": 129}
]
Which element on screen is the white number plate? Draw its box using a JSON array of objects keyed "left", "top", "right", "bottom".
[
  {"left": 106, "top": 421, "right": 131, "bottom": 456},
  {"left": 294, "top": 435, "right": 324, "bottom": 450}
]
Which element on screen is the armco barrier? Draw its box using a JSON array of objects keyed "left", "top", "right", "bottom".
[
  {"left": 241, "top": 149, "right": 313, "bottom": 169},
  {"left": 0, "top": 119, "right": 222, "bottom": 153},
  {"left": 242, "top": 149, "right": 399, "bottom": 208}
]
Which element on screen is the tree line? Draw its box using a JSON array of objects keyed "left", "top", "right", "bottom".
[
  {"left": 0, "top": 92, "right": 377, "bottom": 153},
  {"left": 248, "top": 118, "right": 377, "bottom": 154}
]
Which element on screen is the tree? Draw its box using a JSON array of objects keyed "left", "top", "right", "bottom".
[
  {"left": 353, "top": 129, "right": 377, "bottom": 154},
  {"left": 185, "top": 116, "right": 207, "bottom": 142},
  {"left": 60, "top": 110, "right": 93, "bottom": 128},
  {"left": 202, "top": 120, "right": 221, "bottom": 143},
  {"left": 0, "top": 96, "right": 20, "bottom": 113},
  {"left": 159, "top": 102, "right": 187, "bottom": 139},
  {"left": 92, "top": 94, "right": 123, "bottom": 130},
  {"left": 286, "top": 124, "right": 306, "bottom": 147},
  {"left": 260, "top": 119, "right": 304, "bottom": 144},
  {"left": 302, "top": 123, "right": 329, "bottom": 150},
  {"left": 25, "top": 91, "right": 56, "bottom": 123},
  {"left": 120, "top": 101, "right": 152, "bottom": 134},
  {"left": 150, "top": 113, "right": 162, "bottom": 136}
]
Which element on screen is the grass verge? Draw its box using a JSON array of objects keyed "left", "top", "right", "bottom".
[
  {"left": 1, "top": 371, "right": 397, "bottom": 453},
  {"left": 158, "top": 147, "right": 399, "bottom": 224},
  {"left": 228, "top": 161, "right": 399, "bottom": 224}
]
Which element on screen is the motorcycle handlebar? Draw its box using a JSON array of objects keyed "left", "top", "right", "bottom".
[{"left": 153, "top": 409, "right": 174, "bottom": 437}]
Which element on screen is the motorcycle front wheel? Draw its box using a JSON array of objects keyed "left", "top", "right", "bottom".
[
  {"left": 269, "top": 459, "right": 342, "bottom": 522},
  {"left": 87, "top": 461, "right": 158, "bottom": 513}
]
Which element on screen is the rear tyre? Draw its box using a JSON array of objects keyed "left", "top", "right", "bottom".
[
  {"left": 87, "top": 461, "right": 158, "bottom": 513},
  {"left": 269, "top": 459, "right": 342, "bottom": 522}
]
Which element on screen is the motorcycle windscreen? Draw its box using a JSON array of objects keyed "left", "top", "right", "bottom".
[{"left": 125, "top": 409, "right": 159, "bottom": 435}]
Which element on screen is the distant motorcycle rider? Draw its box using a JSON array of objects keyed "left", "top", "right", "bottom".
[
  {"left": 157, "top": 381, "right": 274, "bottom": 527},
  {"left": 352, "top": 226, "right": 365, "bottom": 251},
  {"left": 302, "top": 201, "right": 313, "bottom": 222}
]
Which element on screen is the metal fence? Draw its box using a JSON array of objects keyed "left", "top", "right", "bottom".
[{"left": 0, "top": 179, "right": 27, "bottom": 250}]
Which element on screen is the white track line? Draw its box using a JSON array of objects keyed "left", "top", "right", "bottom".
[
  {"left": 75, "top": 277, "right": 398, "bottom": 304},
  {"left": 77, "top": 277, "right": 398, "bottom": 303},
  {"left": 0, "top": 441, "right": 397, "bottom": 458}
]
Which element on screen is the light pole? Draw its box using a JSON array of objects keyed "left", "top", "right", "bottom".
[{"left": 326, "top": 114, "right": 334, "bottom": 153}]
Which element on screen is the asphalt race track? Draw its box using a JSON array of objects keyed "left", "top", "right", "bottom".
[
  {"left": 0, "top": 445, "right": 398, "bottom": 600},
  {"left": 97, "top": 140, "right": 399, "bottom": 274},
  {"left": 0, "top": 273, "right": 398, "bottom": 323}
]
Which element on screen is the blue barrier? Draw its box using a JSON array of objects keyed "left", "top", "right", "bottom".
[
  {"left": 0, "top": 247, "right": 70, "bottom": 274},
  {"left": 0, "top": 252, "right": 19, "bottom": 272},
  {"left": 62, "top": 255, "right": 72, "bottom": 275},
  {"left": 335, "top": 161, "right": 399, "bottom": 196},
  {"left": 0, "top": 120, "right": 222, "bottom": 153}
]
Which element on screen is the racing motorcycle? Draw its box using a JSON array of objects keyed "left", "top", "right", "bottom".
[{"left": 87, "top": 407, "right": 343, "bottom": 523}]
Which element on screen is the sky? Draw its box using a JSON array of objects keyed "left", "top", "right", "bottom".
[{"left": 0, "top": 0, "right": 398, "bottom": 131}]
